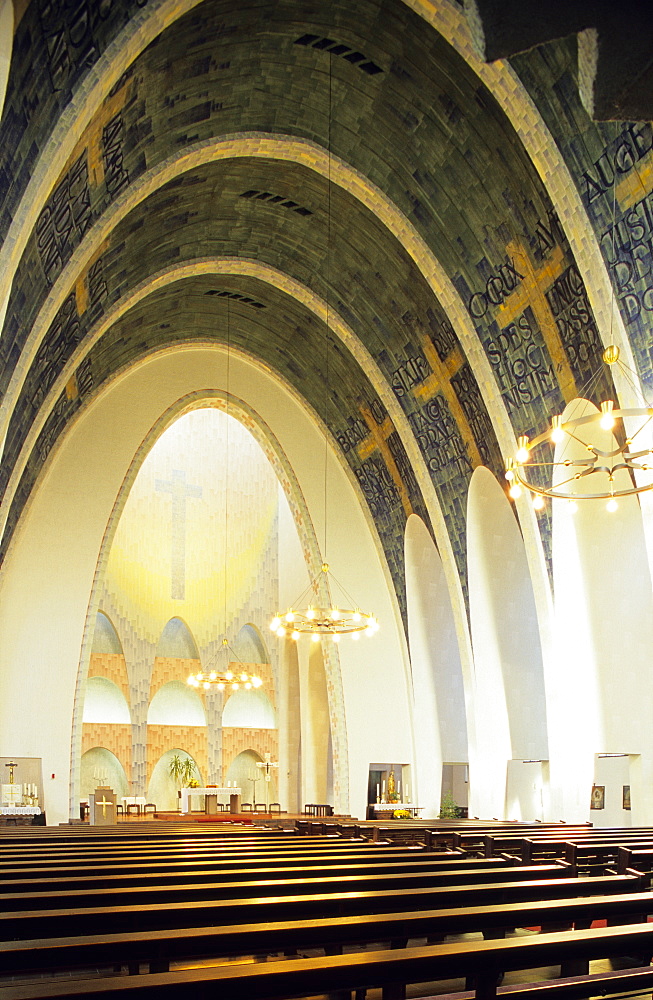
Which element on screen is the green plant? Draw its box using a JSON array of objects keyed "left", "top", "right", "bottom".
[
  {"left": 168, "top": 753, "right": 198, "bottom": 788},
  {"left": 438, "top": 790, "right": 462, "bottom": 819}
]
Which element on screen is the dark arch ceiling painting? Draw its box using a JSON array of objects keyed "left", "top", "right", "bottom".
[{"left": 0, "top": 0, "right": 649, "bottom": 621}]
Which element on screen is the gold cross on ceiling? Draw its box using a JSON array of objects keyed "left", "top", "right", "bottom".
[
  {"left": 412, "top": 339, "right": 483, "bottom": 469},
  {"left": 497, "top": 241, "right": 577, "bottom": 404},
  {"left": 356, "top": 407, "right": 413, "bottom": 517}
]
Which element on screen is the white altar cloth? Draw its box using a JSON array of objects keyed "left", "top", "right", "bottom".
[
  {"left": 0, "top": 806, "right": 41, "bottom": 815},
  {"left": 371, "top": 802, "right": 422, "bottom": 815},
  {"left": 180, "top": 787, "right": 241, "bottom": 814}
]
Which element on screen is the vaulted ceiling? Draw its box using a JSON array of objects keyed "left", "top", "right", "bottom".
[{"left": 0, "top": 0, "right": 648, "bottom": 622}]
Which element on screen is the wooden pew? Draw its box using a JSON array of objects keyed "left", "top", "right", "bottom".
[
  {"left": 0, "top": 862, "right": 573, "bottom": 913},
  {"left": 0, "top": 839, "right": 422, "bottom": 869},
  {"left": 0, "top": 847, "right": 460, "bottom": 883},
  {"left": 0, "top": 872, "right": 638, "bottom": 941},
  {"left": 0, "top": 889, "right": 650, "bottom": 978},
  {"left": 617, "top": 845, "right": 653, "bottom": 876},
  {"left": 0, "top": 855, "right": 518, "bottom": 894},
  {"left": 454, "top": 826, "right": 593, "bottom": 857},
  {"left": 3, "top": 920, "right": 653, "bottom": 1000}
]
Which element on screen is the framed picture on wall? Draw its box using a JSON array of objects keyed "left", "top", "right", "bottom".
[
  {"left": 590, "top": 785, "right": 605, "bottom": 810},
  {"left": 623, "top": 785, "right": 631, "bottom": 810}
]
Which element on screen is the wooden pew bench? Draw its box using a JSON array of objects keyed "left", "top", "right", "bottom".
[
  {"left": 565, "top": 838, "right": 653, "bottom": 873},
  {"left": 450, "top": 826, "right": 592, "bottom": 857},
  {"left": 0, "top": 847, "right": 459, "bottom": 883},
  {"left": 0, "top": 872, "right": 640, "bottom": 942},
  {"left": 3, "top": 920, "right": 653, "bottom": 1000},
  {"left": 0, "top": 855, "right": 517, "bottom": 894},
  {"left": 617, "top": 846, "right": 653, "bottom": 876},
  {"left": 0, "top": 889, "right": 651, "bottom": 979},
  {"left": 0, "top": 862, "right": 573, "bottom": 913}
]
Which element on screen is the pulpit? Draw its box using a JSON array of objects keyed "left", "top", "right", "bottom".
[
  {"left": 229, "top": 792, "right": 241, "bottom": 813},
  {"left": 90, "top": 786, "right": 117, "bottom": 826}
]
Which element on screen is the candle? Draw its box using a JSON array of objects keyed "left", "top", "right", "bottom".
[
  {"left": 398, "top": 779, "right": 401, "bottom": 797},
  {"left": 376, "top": 783, "right": 379, "bottom": 796},
  {"left": 382, "top": 780, "right": 385, "bottom": 793}
]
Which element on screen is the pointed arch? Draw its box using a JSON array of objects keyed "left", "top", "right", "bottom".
[
  {"left": 156, "top": 618, "right": 200, "bottom": 660},
  {"left": 468, "top": 467, "right": 548, "bottom": 820}
]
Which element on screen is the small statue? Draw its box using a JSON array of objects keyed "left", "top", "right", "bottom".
[{"left": 387, "top": 770, "right": 397, "bottom": 802}]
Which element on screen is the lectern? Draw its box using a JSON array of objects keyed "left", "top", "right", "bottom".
[{"left": 90, "top": 786, "right": 116, "bottom": 826}]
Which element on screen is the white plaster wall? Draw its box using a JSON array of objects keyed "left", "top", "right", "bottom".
[
  {"left": 82, "top": 677, "right": 131, "bottom": 724},
  {"left": 550, "top": 399, "right": 653, "bottom": 824},
  {"left": 467, "top": 467, "right": 548, "bottom": 820},
  {"left": 0, "top": 347, "right": 410, "bottom": 824},
  {"left": 405, "top": 513, "right": 467, "bottom": 817}
]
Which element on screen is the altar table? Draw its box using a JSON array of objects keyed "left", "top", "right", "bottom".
[{"left": 180, "top": 787, "right": 242, "bottom": 814}]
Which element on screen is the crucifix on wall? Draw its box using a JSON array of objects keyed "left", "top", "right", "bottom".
[
  {"left": 155, "top": 469, "right": 202, "bottom": 599},
  {"left": 256, "top": 752, "right": 279, "bottom": 809}
]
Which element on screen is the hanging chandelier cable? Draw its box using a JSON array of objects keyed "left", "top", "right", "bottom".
[
  {"left": 188, "top": 300, "right": 264, "bottom": 690},
  {"left": 269, "top": 52, "right": 379, "bottom": 641}
]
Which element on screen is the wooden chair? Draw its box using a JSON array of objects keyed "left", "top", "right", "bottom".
[
  {"left": 241, "top": 802, "right": 252, "bottom": 811},
  {"left": 269, "top": 802, "right": 281, "bottom": 813},
  {"left": 254, "top": 803, "right": 267, "bottom": 813},
  {"left": 126, "top": 803, "right": 140, "bottom": 818},
  {"left": 143, "top": 803, "right": 156, "bottom": 816}
]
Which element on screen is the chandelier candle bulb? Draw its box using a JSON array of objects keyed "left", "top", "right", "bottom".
[
  {"left": 600, "top": 400, "right": 615, "bottom": 430},
  {"left": 550, "top": 415, "right": 565, "bottom": 444},
  {"left": 516, "top": 436, "right": 530, "bottom": 463}
]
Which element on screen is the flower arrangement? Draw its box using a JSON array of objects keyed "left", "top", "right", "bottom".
[{"left": 393, "top": 809, "right": 411, "bottom": 819}]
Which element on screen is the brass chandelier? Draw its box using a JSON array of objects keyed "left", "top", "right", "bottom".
[
  {"left": 270, "top": 563, "right": 379, "bottom": 642},
  {"left": 187, "top": 638, "right": 263, "bottom": 691},
  {"left": 506, "top": 346, "right": 653, "bottom": 512}
]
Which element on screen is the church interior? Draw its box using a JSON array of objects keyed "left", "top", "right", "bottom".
[
  {"left": 1, "top": 0, "right": 653, "bottom": 834},
  {"left": 6, "top": 1, "right": 653, "bottom": 997}
]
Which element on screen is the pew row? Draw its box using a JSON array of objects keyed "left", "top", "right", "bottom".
[{"left": 4, "top": 921, "right": 653, "bottom": 1000}]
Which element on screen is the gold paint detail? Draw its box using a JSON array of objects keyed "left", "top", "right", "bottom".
[
  {"left": 64, "top": 79, "right": 132, "bottom": 190},
  {"left": 75, "top": 274, "right": 89, "bottom": 316},
  {"left": 615, "top": 148, "right": 653, "bottom": 210},
  {"left": 356, "top": 408, "right": 413, "bottom": 518},
  {"left": 413, "top": 339, "right": 482, "bottom": 469},
  {"left": 65, "top": 375, "right": 79, "bottom": 402},
  {"left": 498, "top": 241, "right": 577, "bottom": 403}
]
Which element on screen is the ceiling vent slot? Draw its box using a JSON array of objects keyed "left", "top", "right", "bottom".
[
  {"left": 294, "top": 35, "right": 383, "bottom": 74},
  {"left": 239, "top": 190, "right": 313, "bottom": 216},
  {"left": 204, "top": 290, "right": 267, "bottom": 309}
]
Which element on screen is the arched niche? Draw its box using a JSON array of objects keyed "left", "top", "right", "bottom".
[
  {"left": 0, "top": 348, "right": 399, "bottom": 823},
  {"left": 222, "top": 689, "right": 276, "bottom": 729},
  {"left": 303, "top": 641, "right": 332, "bottom": 807},
  {"left": 146, "top": 748, "right": 202, "bottom": 812},
  {"left": 234, "top": 623, "right": 269, "bottom": 665},
  {"left": 82, "top": 677, "right": 131, "bottom": 724},
  {"left": 225, "top": 748, "right": 278, "bottom": 806},
  {"left": 467, "top": 466, "right": 548, "bottom": 820},
  {"left": 147, "top": 680, "right": 206, "bottom": 726},
  {"left": 80, "top": 747, "right": 129, "bottom": 801},
  {"left": 91, "top": 612, "right": 123, "bottom": 655},
  {"left": 404, "top": 513, "right": 468, "bottom": 817},
  {"left": 156, "top": 618, "right": 200, "bottom": 659},
  {"left": 551, "top": 398, "right": 653, "bottom": 823}
]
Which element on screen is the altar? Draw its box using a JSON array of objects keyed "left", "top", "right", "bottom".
[
  {"left": 180, "top": 787, "right": 242, "bottom": 814},
  {"left": 371, "top": 802, "right": 423, "bottom": 818},
  {"left": 0, "top": 758, "right": 42, "bottom": 824}
]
